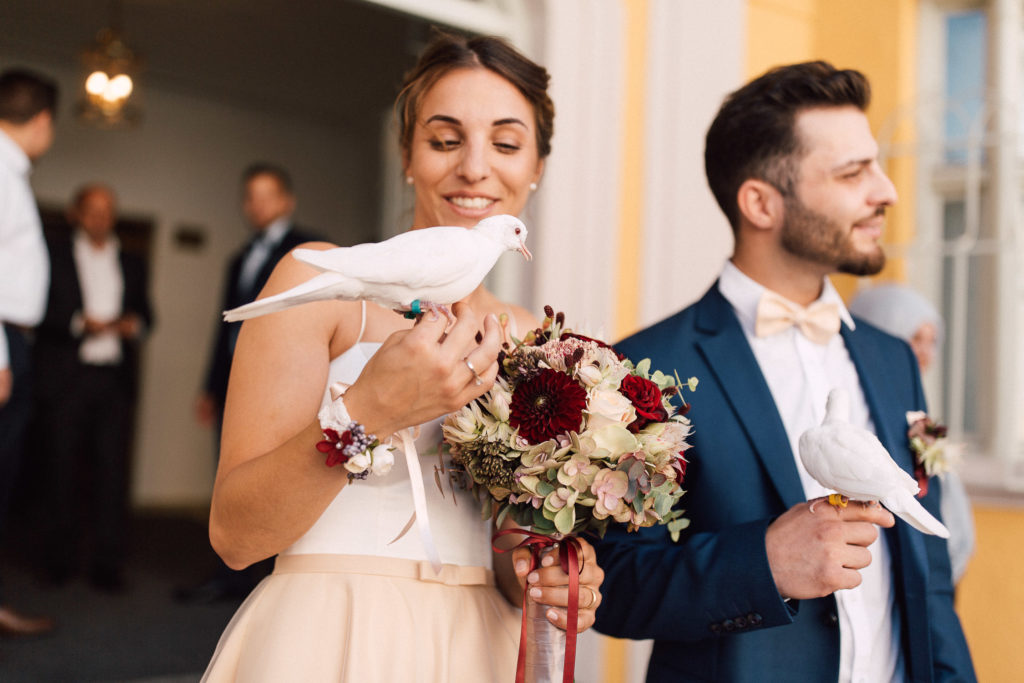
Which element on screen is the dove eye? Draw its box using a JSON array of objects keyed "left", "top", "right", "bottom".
[{"left": 514, "top": 227, "right": 521, "bottom": 235}]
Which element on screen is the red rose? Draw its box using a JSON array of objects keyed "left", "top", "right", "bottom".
[
  {"left": 510, "top": 368, "right": 587, "bottom": 444},
  {"left": 620, "top": 374, "right": 668, "bottom": 432}
]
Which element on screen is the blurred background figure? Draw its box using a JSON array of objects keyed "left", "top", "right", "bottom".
[
  {"left": 0, "top": 67, "right": 57, "bottom": 637},
  {"left": 33, "top": 183, "right": 153, "bottom": 592},
  {"left": 850, "top": 283, "right": 975, "bottom": 585},
  {"left": 180, "top": 162, "right": 319, "bottom": 603}
]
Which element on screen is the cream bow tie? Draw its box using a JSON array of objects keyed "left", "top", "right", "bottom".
[{"left": 755, "top": 290, "right": 841, "bottom": 345}]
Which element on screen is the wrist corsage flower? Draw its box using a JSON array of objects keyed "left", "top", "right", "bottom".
[{"left": 906, "top": 411, "right": 962, "bottom": 498}]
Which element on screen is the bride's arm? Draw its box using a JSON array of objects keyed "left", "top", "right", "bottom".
[{"left": 209, "top": 249, "right": 504, "bottom": 569}]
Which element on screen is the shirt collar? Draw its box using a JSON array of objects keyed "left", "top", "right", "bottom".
[
  {"left": 0, "top": 128, "right": 31, "bottom": 178},
  {"left": 73, "top": 228, "right": 120, "bottom": 256},
  {"left": 718, "top": 260, "right": 855, "bottom": 335},
  {"left": 259, "top": 216, "right": 291, "bottom": 247}
]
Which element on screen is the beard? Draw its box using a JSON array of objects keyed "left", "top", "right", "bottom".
[{"left": 779, "top": 196, "right": 886, "bottom": 276}]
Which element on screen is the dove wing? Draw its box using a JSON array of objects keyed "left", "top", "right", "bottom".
[{"left": 294, "top": 227, "right": 485, "bottom": 288}]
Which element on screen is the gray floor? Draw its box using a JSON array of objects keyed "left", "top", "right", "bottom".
[{"left": 0, "top": 513, "right": 243, "bottom": 683}]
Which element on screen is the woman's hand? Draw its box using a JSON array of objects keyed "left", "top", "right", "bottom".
[
  {"left": 512, "top": 538, "right": 605, "bottom": 633},
  {"left": 343, "top": 301, "right": 503, "bottom": 437}
]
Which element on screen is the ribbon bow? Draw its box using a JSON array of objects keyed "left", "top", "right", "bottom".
[{"left": 755, "top": 290, "right": 841, "bottom": 345}]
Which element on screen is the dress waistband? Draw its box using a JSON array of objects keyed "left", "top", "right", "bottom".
[{"left": 273, "top": 554, "right": 494, "bottom": 587}]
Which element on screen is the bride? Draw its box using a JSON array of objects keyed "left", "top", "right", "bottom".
[{"left": 202, "top": 31, "right": 604, "bottom": 681}]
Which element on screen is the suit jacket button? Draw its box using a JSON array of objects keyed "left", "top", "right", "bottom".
[
  {"left": 748, "top": 612, "right": 763, "bottom": 626},
  {"left": 723, "top": 619, "right": 736, "bottom": 632},
  {"left": 734, "top": 616, "right": 747, "bottom": 628},
  {"left": 824, "top": 612, "right": 839, "bottom": 627}
]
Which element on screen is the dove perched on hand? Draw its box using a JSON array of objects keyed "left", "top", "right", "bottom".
[
  {"left": 223, "top": 214, "right": 531, "bottom": 322},
  {"left": 799, "top": 387, "right": 950, "bottom": 538}
]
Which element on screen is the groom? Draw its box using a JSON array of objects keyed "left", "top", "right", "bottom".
[{"left": 592, "top": 62, "right": 975, "bottom": 681}]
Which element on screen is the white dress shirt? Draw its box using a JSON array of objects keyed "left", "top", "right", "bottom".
[
  {"left": 0, "top": 128, "right": 49, "bottom": 369},
  {"left": 72, "top": 230, "right": 124, "bottom": 365},
  {"left": 718, "top": 261, "right": 902, "bottom": 683}
]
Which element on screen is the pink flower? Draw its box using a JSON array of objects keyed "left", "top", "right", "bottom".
[{"left": 591, "top": 468, "right": 629, "bottom": 520}]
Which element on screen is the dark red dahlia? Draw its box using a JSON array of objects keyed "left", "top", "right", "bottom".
[
  {"left": 509, "top": 368, "right": 587, "bottom": 444},
  {"left": 620, "top": 374, "right": 669, "bottom": 432}
]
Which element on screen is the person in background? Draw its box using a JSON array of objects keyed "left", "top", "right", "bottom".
[
  {"left": 33, "top": 184, "right": 153, "bottom": 592},
  {"left": 0, "top": 67, "right": 57, "bottom": 637},
  {"left": 850, "top": 282, "right": 976, "bottom": 585},
  {"left": 180, "top": 163, "right": 320, "bottom": 603}
]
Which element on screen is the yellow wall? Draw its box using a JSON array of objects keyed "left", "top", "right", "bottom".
[
  {"left": 746, "top": 0, "right": 918, "bottom": 299},
  {"left": 957, "top": 505, "right": 1024, "bottom": 680}
]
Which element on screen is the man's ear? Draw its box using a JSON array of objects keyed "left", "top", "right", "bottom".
[{"left": 736, "top": 179, "right": 784, "bottom": 231}]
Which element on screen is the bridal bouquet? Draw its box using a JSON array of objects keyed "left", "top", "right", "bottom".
[{"left": 442, "top": 307, "right": 695, "bottom": 542}]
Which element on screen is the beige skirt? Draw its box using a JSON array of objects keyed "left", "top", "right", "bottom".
[{"left": 202, "top": 554, "right": 521, "bottom": 682}]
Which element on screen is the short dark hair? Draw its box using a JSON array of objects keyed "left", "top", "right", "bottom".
[
  {"left": 0, "top": 68, "right": 59, "bottom": 124},
  {"left": 704, "top": 60, "right": 870, "bottom": 231},
  {"left": 396, "top": 30, "right": 555, "bottom": 160},
  {"left": 242, "top": 162, "right": 293, "bottom": 194}
]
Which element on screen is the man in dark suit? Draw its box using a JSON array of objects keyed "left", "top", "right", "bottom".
[
  {"left": 183, "top": 162, "right": 318, "bottom": 602},
  {"left": 34, "top": 184, "right": 153, "bottom": 591},
  {"left": 592, "top": 62, "right": 975, "bottom": 681}
]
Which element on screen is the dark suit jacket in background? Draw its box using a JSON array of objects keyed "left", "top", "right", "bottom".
[
  {"left": 203, "top": 224, "right": 319, "bottom": 409},
  {"left": 33, "top": 232, "right": 153, "bottom": 399},
  {"left": 591, "top": 284, "right": 975, "bottom": 682}
]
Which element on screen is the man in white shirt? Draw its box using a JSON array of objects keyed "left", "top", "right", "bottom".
[
  {"left": 0, "top": 68, "right": 57, "bottom": 637},
  {"left": 32, "top": 184, "right": 152, "bottom": 592},
  {"left": 593, "top": 62, "right": 975, "bottom": 681}
]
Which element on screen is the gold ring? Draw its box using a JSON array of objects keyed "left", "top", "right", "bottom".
[
  {"left": 464, "top": 358, "right": 482, "bottom": 386},
  {"left": 580, "top": 585, "right": 597, "bottom": 610}
]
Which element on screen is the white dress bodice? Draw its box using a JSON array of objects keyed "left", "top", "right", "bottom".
[{"left": 280, "top": 342, "right": 493, "bottom": 568}]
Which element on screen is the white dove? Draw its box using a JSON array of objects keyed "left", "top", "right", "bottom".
[
  {"left": 223, "top": 214, "right": 531, "bottom": 322},
  {"left": 798, "top": 387, "right": 950, "bottom": 538}
]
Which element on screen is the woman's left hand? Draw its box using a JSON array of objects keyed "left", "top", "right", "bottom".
[{"left": 512, "top": 537, "right": 604, "bottom": 633}]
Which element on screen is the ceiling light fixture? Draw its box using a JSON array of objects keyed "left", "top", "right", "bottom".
[{"left": 78, "top": 1, "right": 142, "bottom": 127}]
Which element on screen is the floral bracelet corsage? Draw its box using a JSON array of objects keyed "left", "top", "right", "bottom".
[
  {"left": 906, "top": 410, "right": 962, "bottom": 498},
  {"left": 317, "top": 383, "right": 395, "bottom": 480}
]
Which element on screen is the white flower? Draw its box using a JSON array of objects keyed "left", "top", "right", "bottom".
[
  {"left": 370, "top": 444, "right": 395, "bottom": 476},
  {"left": 586, "top": 387, "right": 636, "bottom": 431},
  {"left": 344, "top": 451, "right": 371, "bottom": 474},
  {"left": 906, "top": 410, "right": 927, "bottom": 426},
  {"left": 318, "top": 397, "right": 352, "bottom": 431}
]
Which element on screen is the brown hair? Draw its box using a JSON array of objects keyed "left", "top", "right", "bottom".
[
  {"left": 0, "top": 68, "right": 59, "bottom": 124},
  {"left": 704, "top": 60, "right": 870, "bottom": 232},
  {"left": 396, "top": 30, "right": 554, "bottom": 161}
]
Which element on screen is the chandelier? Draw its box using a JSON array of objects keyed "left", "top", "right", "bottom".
[{"left": 78, "top": 2, "right": 142, "bottom": 127}]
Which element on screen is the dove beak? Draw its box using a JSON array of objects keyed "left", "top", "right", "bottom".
[{"left": 518, "top": 243, "right": 533, "bottom": 261}]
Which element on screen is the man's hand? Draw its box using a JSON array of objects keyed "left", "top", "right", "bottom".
[
  {"left": 0, "top": 367, "right": 11, "bottom": 407},
  {"left": 765, "top": 500, "right": 895, "bottom": 600}
]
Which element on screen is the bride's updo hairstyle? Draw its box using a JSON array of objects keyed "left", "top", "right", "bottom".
[{"left": 396, "top": 30, "right": 555, "bottom": 161}]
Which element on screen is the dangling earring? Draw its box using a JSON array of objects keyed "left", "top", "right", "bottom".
[
  {"left": 529, "top": 182, "right": 538, "bottom": 191},
  {"left": 405, "top": 176, "right": 414, "bottom": 185}
]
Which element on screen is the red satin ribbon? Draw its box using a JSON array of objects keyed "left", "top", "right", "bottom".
[{"left": 493, "top": 529, "right": 583, "bottom": 683}]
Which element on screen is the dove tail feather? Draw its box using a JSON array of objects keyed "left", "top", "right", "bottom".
[
  {"left": 222, "top": 272, "right": 360, "bottom": 322},
  {"left": 882, "top": 489, "right": 951, "bottom": 538}
]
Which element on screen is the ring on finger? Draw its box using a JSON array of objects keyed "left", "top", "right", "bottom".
[
  {"left": 463, "top": 357, "right": 482, "bottom": 386},
  {"left": 580, "top": 585, "right": 598, "bottom": 610}
]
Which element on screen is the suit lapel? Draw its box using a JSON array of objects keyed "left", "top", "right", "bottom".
[{"left": 694, "top": 287, "right": 806, "bottom": 509}]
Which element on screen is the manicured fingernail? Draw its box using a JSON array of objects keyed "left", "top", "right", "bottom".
[
  {"left": 529, "top": 587, "right": 542, "bottom": 599},
  {"left": 546, "top": 609, "right": 558, "bottom": 622},
  {"left": 527, "top": 572, "right": 539, "bottom": 584},
  {"left": 541, "top": 555, "right": 554, "bottom": 567},
  {"left": 515, "top": 560, "right": 527, "bottom": 574}
]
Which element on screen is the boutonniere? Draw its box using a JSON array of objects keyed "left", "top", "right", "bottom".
[{"left": 906, "top": 411, "right": 962, "bottom": 498}]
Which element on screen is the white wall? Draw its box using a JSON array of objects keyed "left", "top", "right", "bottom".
[{"left": 2, "top": 55, "right": 384, "bottom": 507}]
